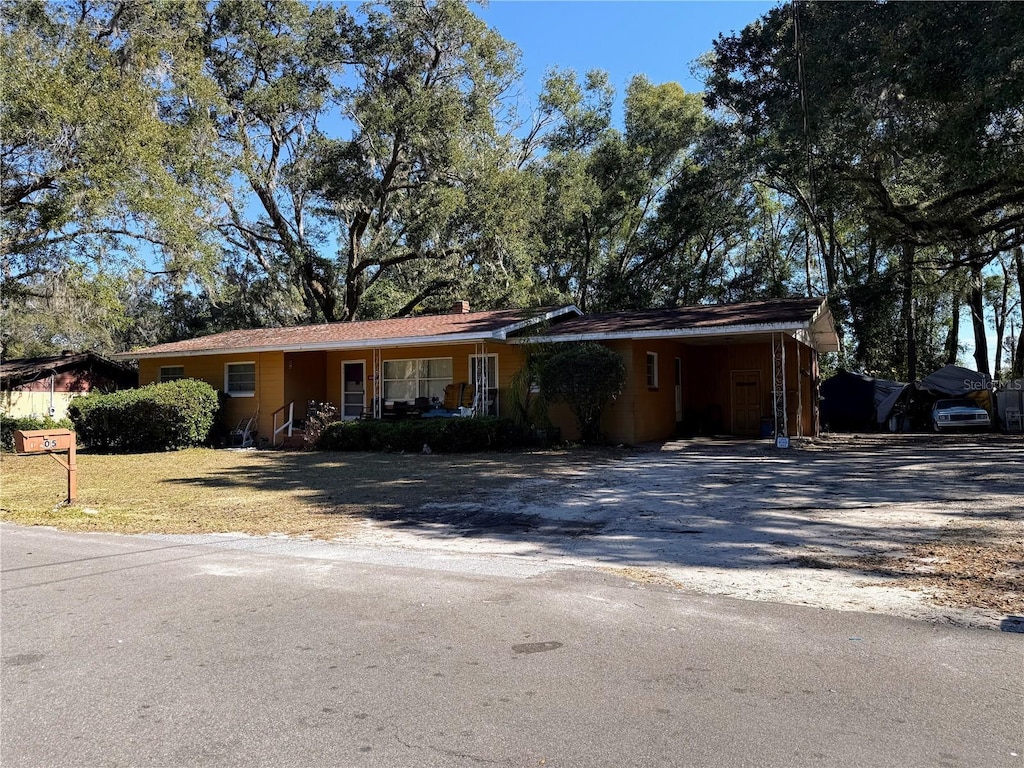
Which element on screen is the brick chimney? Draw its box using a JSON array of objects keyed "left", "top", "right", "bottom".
[{"left": 451, "top": 300, "right": 470, "bottom": 314}]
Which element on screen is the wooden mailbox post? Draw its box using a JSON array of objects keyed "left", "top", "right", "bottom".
[{"left": 13, "top": 429, "right": 77, "bottom": 504}]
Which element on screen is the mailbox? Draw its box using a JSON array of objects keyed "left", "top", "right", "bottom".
[
  {"left": 13, "top": 429, "right": 76, "bottom": 454},
  {"left": 12, "top": 428, "right": 77, "bottom": 504}
]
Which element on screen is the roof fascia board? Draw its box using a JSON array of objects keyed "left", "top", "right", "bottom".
[
  {"left": 495, "top": 305, "right": 583, "bottom": 340},
  {"left": 510, "top": 322, "right": 809, "bottom": 344},
  {"left": 118, "top": 331, "right": 512, "bottom": 360}
]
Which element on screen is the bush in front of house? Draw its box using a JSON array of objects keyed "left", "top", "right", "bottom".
[
  {"left": 0, "top": 415, "right": 75, "bottom": 452},
  {"left": 316, "top": 417, "right": 522, "bottom": 453},
  {"left": 69, "top": 379, "right": 220, "bottom": 451},
  {"left": 538, "top": 342, "right": 626, "bottom": 443}
]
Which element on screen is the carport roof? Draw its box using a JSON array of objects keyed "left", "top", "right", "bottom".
[{"left": 517, "top": 297, "right": 840, "bottom": 352}]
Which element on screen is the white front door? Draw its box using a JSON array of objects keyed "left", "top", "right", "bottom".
[{"left": 342, "top": 362, "right": 365, "bottom": 420}]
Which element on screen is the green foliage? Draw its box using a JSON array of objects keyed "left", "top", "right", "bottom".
[
  {"left": 3, "top": 0, "right": 1021, "bottom": 380},
  {"left": 308, "top": 0, "right": 528, "bottom": 321},
  {"left": 1, "top": 0, "right": 221, "bottom": 356},
  {"left": 316, "top": 417, "right": 521, "bottom": 453},
  {"left": 68, "top": 379, "right": 220, "bottom": 452},
  {"left": 302, "top": 401, "right": 339, "bottom": 449},
  {"left": 507, "top": 347, "right": 552, "bottom": 430},
  {"left": 0, "top": 415, "right": 74, "bottom": 453},
  {"left": 705, "top": 1, "right": 1024, "bottom": 376},
  {"left": 537, "top": 343, "right": 626, "bottom": 443},
  {"left": 530, "top": 69, "right": 717, "bottom": 313}
]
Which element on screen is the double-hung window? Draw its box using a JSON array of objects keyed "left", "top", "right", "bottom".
[
  {"left": 382, "top": 358, "right": 452, "bottom": 402},
  {"left": 159, "top": 365, "right": 185, "bottom": 383},
  {"left": 225, "top": 362, "right": 256, "bottom": 397},
  {"left": 646, "top": 352, "right": 659, "bottom": 389}
]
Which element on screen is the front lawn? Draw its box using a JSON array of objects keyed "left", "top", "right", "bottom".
[{"left": 0, "top": 448, "right": 596, "bottom": 538}]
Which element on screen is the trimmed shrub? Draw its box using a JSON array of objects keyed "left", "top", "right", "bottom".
[
  {"left": 68, "top": 379, "right": 220, "bottom": 452},
  {"left": 316, "top": 417, "right": 522, "bottom": 453},
  {"left": 538, "top": 342, "right": 626, "bottom": 444},
  {"left": 0, "top": 415, "right": 74, "bottom": 453}
]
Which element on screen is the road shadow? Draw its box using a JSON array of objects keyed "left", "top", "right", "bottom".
[{"left": 165, "top": 434, "right": 1023, "bottom": 620}]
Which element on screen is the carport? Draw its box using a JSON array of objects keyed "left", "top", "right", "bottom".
[{"left": 516, "top": 297, "right": 840, "bottom": 443}]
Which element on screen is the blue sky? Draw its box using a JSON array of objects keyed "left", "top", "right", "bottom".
[{"left": 476, "top": 1, "right": 777, "bottom": 101}]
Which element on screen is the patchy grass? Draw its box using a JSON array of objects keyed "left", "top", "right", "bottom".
[
  {"left": 837, "top": 540, "right": 1024, "bottom": 615},
  {"left": 787, "top": 521, "right": 1024, "bottom": 615},
  {"left": 0, "top": 448, "right": 614, "bottom": 538}
]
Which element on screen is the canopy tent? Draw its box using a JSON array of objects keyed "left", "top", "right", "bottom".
[
  {"left": 868, "top": 365, "right": 998, "bottom": 430},
  {"left": 820, "top": 370, "right": 907, "bottom": 431},
  {"left": 919, "top": 364, "right": 992, "bottom": 411},
  {"left": 875, "top": 383, "right": 911, "bottom": 427}
]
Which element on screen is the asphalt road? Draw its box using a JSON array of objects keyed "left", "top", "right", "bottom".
[{"left": 1, "top": 524, "right": 1020, "bottom": 768}]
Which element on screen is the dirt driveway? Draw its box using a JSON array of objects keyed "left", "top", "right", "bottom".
[
  {"left": 3, "top": 433, "right": 1020, "bottom": 631},
  {"left": 345, "top": 434, "right": 1023, "bottom": 632}
]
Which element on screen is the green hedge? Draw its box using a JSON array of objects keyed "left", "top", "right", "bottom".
[
  {"left": 316, "top": 417, "right": 523, "bottom": 453},
  {"left": 0, "top": 415, "right": 75, "bottom": 453},
  {"left": 68, "top": 379, "right": 220, "bottom": 452}
]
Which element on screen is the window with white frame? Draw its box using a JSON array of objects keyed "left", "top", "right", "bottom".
[
  {"left": 646, "top": 352, "right": 659, "bottom": 389},
  {"left": 159, "top": 365, "right": 185, "bottom": 383},
  {"left": 382, "top": 358, "right": 452, "bottom": 402},
  {"left": 225, "top": 362, "right": 256, "bottom": 396}
]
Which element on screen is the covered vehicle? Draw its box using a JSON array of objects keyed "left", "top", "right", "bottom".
[
  {"left": 820, "top": 370, "right": 907, "bottom": 431},
  {"left": 931, "top": 398, "right": 991, "bottom": 432}
]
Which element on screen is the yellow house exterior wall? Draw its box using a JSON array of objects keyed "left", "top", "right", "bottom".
[
  {"left": 0, "top": 391, "right": 83, "bottom": 420},
  {"left": 139, "top": 352, "right": 281, "bottom": 443},
  {"left": 673, "top": 337, "right": 816, "bottom": 437},
  {"left": 135, "top": 331, "right": 820, "bottom": 446},
  {"left": 627, "top": 339, "right": 681, "bottom": 444},
  {"left": 137, "top": 342, "right": 527, "bottom": 427}
]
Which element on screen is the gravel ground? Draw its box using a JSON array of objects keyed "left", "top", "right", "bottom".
[{"left": 339, "top": 433, "right": 1023, "bottom": 632}]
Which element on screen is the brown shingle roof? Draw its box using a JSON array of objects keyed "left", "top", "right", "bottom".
[
  {"left": 121, "top": 306, "right": 576, "bottom": 359},
  {"left": 1, "top": 352, "right": 136, "bottom": 389},
  {"left": 538, "top": 297, "right": 828, "bottom": 336},
  {"left": 522, "top": 298, "right": 839, "bottom": 351}
]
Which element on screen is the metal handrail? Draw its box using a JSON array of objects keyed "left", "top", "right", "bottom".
[{"left": 271, "top": 402, "right": 294, "bottom": 447}]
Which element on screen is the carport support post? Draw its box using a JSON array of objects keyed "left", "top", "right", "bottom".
[
  {"left": 771, "top": 333, "right": 788, "bottom": 440},
  {"left": 796, "top": 342, "right": 803, "bottom": 438},
  {"left": 372, "top": 348, "right": 382, "bottom": 419},
  {"left": 812, "top": 349, "right": 820, "bottom": 436}
]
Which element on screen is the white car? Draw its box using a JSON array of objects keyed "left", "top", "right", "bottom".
[{"left": 931, "top": 398, "right": 991, "bottom": 432}]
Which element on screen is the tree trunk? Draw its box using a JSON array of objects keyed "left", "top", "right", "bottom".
[
  {"left": 1014, "top": 238, "right": 1024, "bottom": 378},
  {"left": 1008, "top": 319, "right": 1019, "bottom": 379},
  {"left": 969, "top": 256, "right": 990, "bottom": 376},
  {"left": 992, "top": 261, "right": 1009, "bottom": 380},
  {"left": 901, "top": 241, "right": 917, "bottom": 381},
  {"left": 578, "top": 215, "right": 593, "bottom": 313},
  {"left": 944, "top": 289, "right": 961, "bottom": 366}
]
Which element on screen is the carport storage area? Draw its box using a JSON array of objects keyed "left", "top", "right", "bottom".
[{"left": 520, "top": 297, "right": 838, "bottom": 445}]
